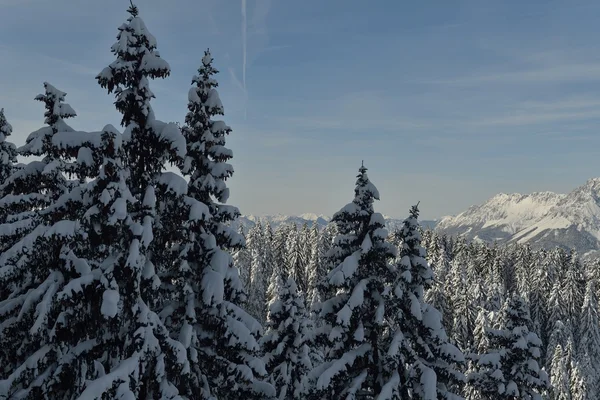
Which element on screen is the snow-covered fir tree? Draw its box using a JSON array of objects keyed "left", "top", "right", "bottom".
[
  {"left": 0, "top": 83, "right": 78, "bottom": 255},
  {"left": 575, "top": 279, "right": 600, "bottom": 397},
  {"left": 467, "top": 294, "right": 549, "bottom": 399},
  {"left": 394, "top": 204, "right": 464, "bottom": 399},
  {"left": 262, "top": 277, "right": 319, "bottom": 399},
  {"left": 312, "top": 163, "right": 400, "bottom": 398},
  {"left": 550, "top": 344, "right": 572, "bottom": 400},
  {"left": 166, "top": 48, "right": 274, "bottom": 399},
  {"left": 306, "top": 223, "right": 335, "bottom": 311},
  {"left": 0, "top": 107, "right": 19, "bottom": 242},
  {"left": 286, "top": 224, "right": 309, "bottom": 292},
  {"left": 233, "top": 224, "right": 252, "bottom": 289},
  {"left": 89, "top": 4, "right": 195, "bottom": 397},
  {"left": 0, "top": 109, "right": 17, "bottom": 188},
  {"left": 0, "top": 83, "right": 95, "bottom": 396},
  {"left": 246, "top": 221, "right": 268, "bottom": 322}
]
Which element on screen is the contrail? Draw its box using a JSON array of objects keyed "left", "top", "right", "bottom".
[{"left": 241, "top": 0, "right": 248, "bottom": 119}]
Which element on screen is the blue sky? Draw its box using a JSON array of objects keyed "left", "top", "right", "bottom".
[{"left": 2, "top": 0, "right": 600, "bottom": 219}]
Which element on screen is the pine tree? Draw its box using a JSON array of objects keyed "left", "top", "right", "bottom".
[
  {"left": 306, "top": 223, "right": 336, "bottom": 311},
  {"left": 576, "top": 279, "right": 600, "bottom": 396},
  {"left": 546, "top": 320, "right": 575, "bottom": 375},
  {"left": 286, "top": 224, "right": 308, "bottom": 292},
  {"left": 248, "top": 221, "right": 269, "bottom": 323},
  {"left": 304, "top": 224, "right": 320, "bottom": 299},
  {"left": 0, "top": 83, "right": 78, "bottom": 255},
  {"left": 167, "top": 49, "right": 274, "bottom": 399},
  {"left": 262, "top": 278, "right": 319, "bottom": 399},
  {"left": 272, "top": 223, "right": 291, "bottom": 274},
  {"left": 312, "top": 163, "right": 399, "bottom": 398},
  {"left": 550, "top": 344, "right": 572, "bottom": 400},
  {"left": 84, "top": 4, "right": 195, "bottom": 397},
  {"left": 394, "top": 204, "right": 464, "bottom": 399},
  {"left": 0, "top": 83, "right": 98, "bottom": 395},
  {"left": 467, "top": 294, "right": 549, "bottom": 399},
  {"left": 0, "top": 109, "right": 17, "bottom": 189},
  {"left": 0, "top": 107, "right": 19, "bottom": 245},
  {"left": 233, "top": 224, "right": 252, "bottom": 289},
  {"left": 562, "top": 253, "right": 585, "bottom": 341}
]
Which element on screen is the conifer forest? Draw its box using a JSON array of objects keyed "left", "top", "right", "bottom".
[{"left": 0, "top": 3, "right": 597, "bottom": 400}]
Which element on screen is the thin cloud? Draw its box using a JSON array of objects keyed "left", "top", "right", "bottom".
[{"left": 427, "top": 62, "right": 600, "bottom": 86}]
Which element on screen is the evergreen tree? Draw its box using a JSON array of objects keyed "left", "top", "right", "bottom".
[
  {"left": 167, "top": 49, "right": 274, "bottom": 398},
  {"left": 262, "top": 278, "right": 318, "bottom": 399},
  {"left": 0, "top": 83, "right": 78, "bottom": 255},
  {"left": 0, "top": 83, "right": 98, "bottom": 395},
  {"left": 394, "top": 204, "right": 465, "bottom": 399},
  {"left": 575, "top": 279, "right": 600, "bottom": 396},
  {"left": 304, "top": 223, "right": 320, "bottom": 299},
  {"left": 306, "top": 223, "right": 336, "bottom": 311},
  {"left": 286, "top": 224, "right": 308, "bottom": 292},
  {"left": 312, "top": 163, "right": 399, "bottom": 398},
  {"left": 272, "top": 223, "right": 291, "bottom": 274},
  {"left": 0, "top": 109, "right": 17, "bottom": 189},
  {"left": 562, "top": 253, "right": 585, "bottom": 341},
  {"left": 550, "top": 345, "right": 572, "bottom": 400},
  {"left": 75, "top": 4, "right": 194, "bottom": 397},
  {"left": 467, "top": 294, "right": 549, "bottom": 399},
  {"left": 546, "top": 320, "right": 575, "bottom": 375},
  {"left": 232, "top": 224, "right": 252, "bottom": 289},
  {"left": 248, "top": 221, "right": 269, "bottom": 323}
]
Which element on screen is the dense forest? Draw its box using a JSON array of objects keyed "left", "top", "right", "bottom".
[{"left": 0, "top": 3, "right": 596, "bottom": 400}]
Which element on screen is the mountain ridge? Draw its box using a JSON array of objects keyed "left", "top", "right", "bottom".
[{"left": 435, "top": 177, "right": 600, "bottom": 257}]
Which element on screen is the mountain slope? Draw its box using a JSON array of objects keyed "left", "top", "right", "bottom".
[{"left": 436, "top": 178, "right": 600, "bottom": 256}]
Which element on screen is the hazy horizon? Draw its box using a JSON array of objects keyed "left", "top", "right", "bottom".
[{"left": 2, "top": 0, "right": 600, "bottom": 220}]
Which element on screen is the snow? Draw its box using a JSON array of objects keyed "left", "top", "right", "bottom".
[
  {"left": 101, "top": 289, "right": 120, "bottom": 318},
  {"left": 148, "top": 119, "right": 186, "bottom": 158},
  {"left": 513, "top": 215, "right": 572, "bottom": 243},
  {"left": 420, "top": 366, "right": 437, "bottom": 400},
  {"left": 158, "top": 172, "right": 188, "bottom": 196},
  {"left": 53, "top": 130, "right": 103, "bottom": 150}
]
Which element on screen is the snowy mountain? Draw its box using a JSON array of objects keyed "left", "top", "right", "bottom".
[
  {"left": 231, "top": 213, "right": 438, "bottom": 233},
  {"left": 436, "top": 178, "right": 600, "bottom": 256}
]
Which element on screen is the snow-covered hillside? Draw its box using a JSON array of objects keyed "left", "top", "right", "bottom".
[{"left": 436, "top": 178, "right": 600, "bottom": 256}]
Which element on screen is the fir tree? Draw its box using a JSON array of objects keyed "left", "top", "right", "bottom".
[
  {"left": 262, "top": 278, "right": 319, "bottom": 399},
  {"left": 550, "top": 344, "right": 572, "bottom": 400},
  {"left": 467, "top": 294, "right": 549, "bottom": 400},
  {"left": 312, "top": 163, "right": 399, "bottom": 398},
  {"left": 286, "top": 224, "right": 308, "bottom": 292},
  {"left": 167, "top": 49, "right": 274, "bottom": 399},
  {"left": 248, "top": 220, "right": 269, "bottom": 323},
  {"left": 0, "top": 83, "right": 95, "bottom": 395},
  {"left": 394, "top": 204, "right": 465, "bottom": 399},
  {"left": 306, "top": 223, "right": 335, "bottom": 311},
  {"left": 0, "top": 109, "right": 17, "bottom": 189},
  {"left": 575, "top": 279, "right": 600, "bottom": 396},
  {"left": 88, "top": 4, "right": 192, "bottom": 397},
  {"left": 233, "top": 224, "right": 252, "bottom": 290}
]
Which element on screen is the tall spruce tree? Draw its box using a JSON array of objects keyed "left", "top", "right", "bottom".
[
  {"left": 394, "top": 204, "right": 465, "bottom": 399},
  {"left": 467, "top": 294, "right": 549, "bottom": 399},
  {"left": 306, "top": 223, "right": 336, "bottom": 311},
  {"left": 262, "top": 278, "right": 319, "bottom": 399},
  {"left": 0, "top": 109, "right": 17, "bottom": 188},
  {"left": 312, "top": 163, "right": 399, "bottom": 398},
  {"left": 167, "top": 49, "right": 274, "bottom": 399},
  {"left": 575, "top": 279, "right": 600, "bottom": 396},
  {"left": 233, "top": 224, "right": 252, "bottom": 289},
  {"left": 89, "top": 3, "right": 193, "bottom": 398},
  {"left": 550, "top": 344, "right": 572, "bottom": 400},
  {"left": 0, "top": 83, "right": 96, "bottom": 396}
]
